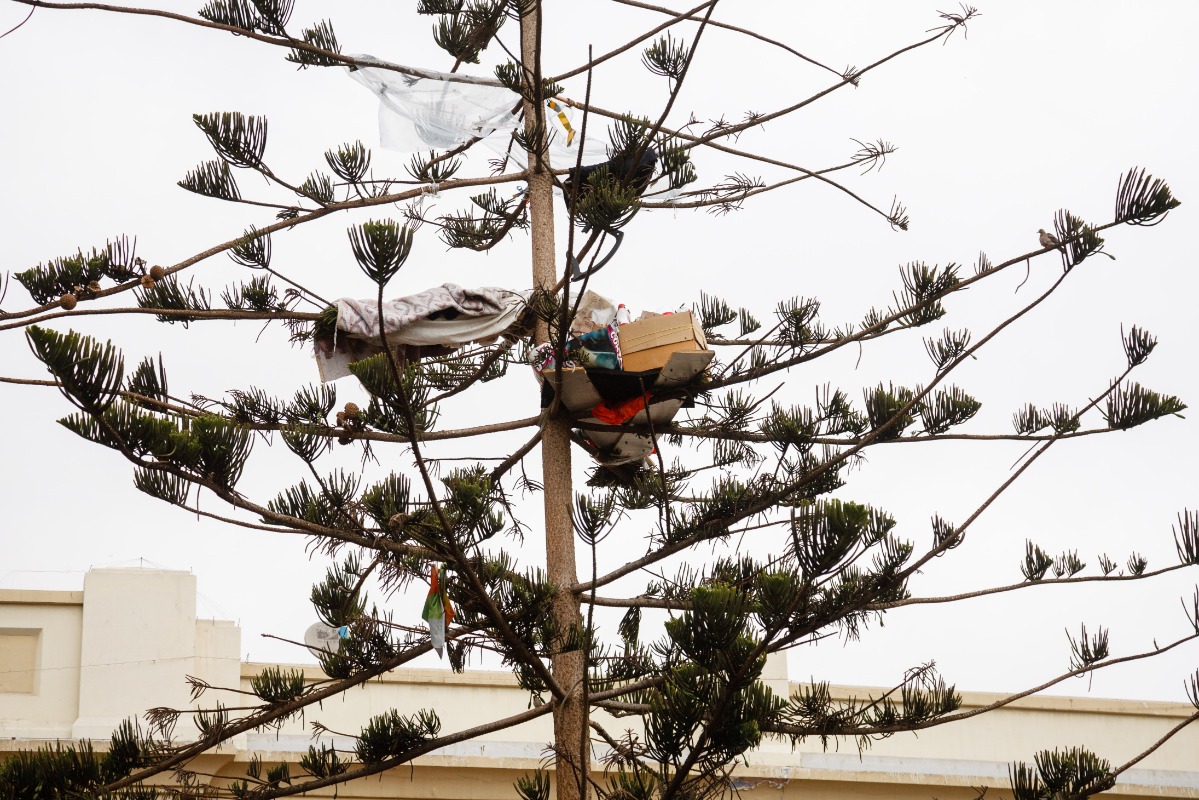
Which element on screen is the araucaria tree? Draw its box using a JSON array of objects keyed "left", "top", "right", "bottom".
[{"left": 2, "top": 2, "right": 1197, "bottom": 799}]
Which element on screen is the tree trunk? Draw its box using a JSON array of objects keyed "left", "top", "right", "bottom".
[{"left": 520, "top": 9, "right": 587, "bottom": 800}]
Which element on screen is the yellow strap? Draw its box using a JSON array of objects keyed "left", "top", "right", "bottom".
[{"left": 546, "top": 99, "right": 576, "bottom": 146}]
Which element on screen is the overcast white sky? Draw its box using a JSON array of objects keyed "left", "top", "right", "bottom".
[{"left": 1, "top": 1, "right": 1197, "bottom": 707}]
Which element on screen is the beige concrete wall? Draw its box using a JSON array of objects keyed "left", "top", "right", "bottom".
[
  {"left": 194, "top": 618, "right": 242, "bottom": 704},
  {"left": 0, "top": 589, "right": 83, "bottom": 738},
  {"left": 73, "top": 568, "right": 203, "bottom": 738},
  {"left": 0, "top": 569, "right": 242, "bottom": 742}
]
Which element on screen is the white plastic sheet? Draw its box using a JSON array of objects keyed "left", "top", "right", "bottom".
[
  {"left": 347, "top": 56, "right": 521, "bottom": 151},
  {"left": 346, "top": 55, "right": 608, "bottom": 165}
]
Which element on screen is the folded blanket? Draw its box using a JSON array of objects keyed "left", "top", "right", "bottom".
[{"left": 336, "top": 284, "right": 521, "bottom": 337}]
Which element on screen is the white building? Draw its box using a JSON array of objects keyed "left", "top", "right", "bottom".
[{"left": 2, "top": 568, "right": 1197, "bottom": 798}]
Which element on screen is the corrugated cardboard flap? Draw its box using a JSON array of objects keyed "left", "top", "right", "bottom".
[{"left": 619, "top": 311, "right": 707, "bottom": 353}]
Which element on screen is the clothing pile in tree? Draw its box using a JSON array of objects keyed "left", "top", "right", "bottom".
[{"left": 532, "top": 291, "right": 713, "bottom": 466}]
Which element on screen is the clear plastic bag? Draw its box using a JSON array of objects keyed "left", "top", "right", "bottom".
[
  {"left": 347, "top": 57, "right": 522, "bottom": 151},
  {"left": 346, "top": 56, "right": 609, "bottom": 164}
]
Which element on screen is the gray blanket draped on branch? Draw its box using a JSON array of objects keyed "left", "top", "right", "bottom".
[{"left": 316, "top": 283, "right": 526, "bottom": 382}]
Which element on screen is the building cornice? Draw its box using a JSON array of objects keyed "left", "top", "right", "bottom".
[{"left": 0, "top": 589, "right": 83, "bottom": 606}]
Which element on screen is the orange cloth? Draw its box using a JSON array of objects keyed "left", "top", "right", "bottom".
[{"left": 591, "top": 393, "right": 651, "bottom": 425}]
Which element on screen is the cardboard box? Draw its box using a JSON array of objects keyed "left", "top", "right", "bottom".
[{"left": 619, "top": 311, "right": 708, "bottom": 372}]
